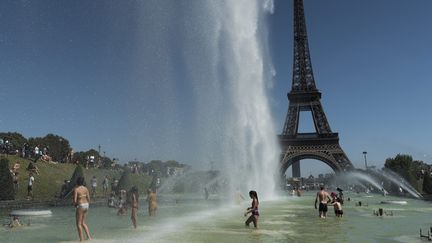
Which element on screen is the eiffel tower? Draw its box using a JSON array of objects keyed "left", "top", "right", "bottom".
[{"left": 279, "top": 0, "right": 354, "bottom": 179}]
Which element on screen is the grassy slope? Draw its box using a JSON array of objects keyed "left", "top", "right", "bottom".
[{"left": 3, "top": 155, "right": 152, "bottom": 200}]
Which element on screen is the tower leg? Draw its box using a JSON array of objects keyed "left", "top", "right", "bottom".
[{"left": 292, "top": 160, "right": 301, "bottom": 178}]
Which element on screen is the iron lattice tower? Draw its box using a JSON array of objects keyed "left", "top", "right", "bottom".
[{"left": 279, "top": 0, "right": 354, "bottom": 179}]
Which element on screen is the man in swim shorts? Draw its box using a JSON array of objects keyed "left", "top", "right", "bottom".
[{"left": 315, "top": 186, "right": 331, "bottom": 218}]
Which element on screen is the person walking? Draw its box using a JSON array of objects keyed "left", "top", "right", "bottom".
[{"left": 244, "top": 190, "right": 259, "bottom": 228}]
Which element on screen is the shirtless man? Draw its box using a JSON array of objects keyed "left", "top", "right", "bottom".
[{"left": 315, "top": 186, "right": 331, "bottom": 218}]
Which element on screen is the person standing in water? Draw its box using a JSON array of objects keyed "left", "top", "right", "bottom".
[
  {"left": 130, "top": 186, "right": 139, "bottom": 229},
  {"left": 147, "top": 188, "right": 157, "bottom": 216},
  {"left": 73, "top": 176, "right": 91, "bottom": 241},
  {"left": 331, "top": 197, "right": 343, "bottom": 217},
  {"left": 244, "top": 190, "right": 259, "bottom": 228},
  {"left": 90, "top": 176, "right": 97, "bottom": 198},
  {"left": 315, "top": 186, "right": 331, "bottom": 218}
]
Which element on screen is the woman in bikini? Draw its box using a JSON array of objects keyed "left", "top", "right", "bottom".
[
  {"left": 147, "top": 188, "right": 157, "bottom": 216},
  {"left": 73, "top": 176, "right": 91, "bottom": 241},
  {"left": 244, "top": 190, "right": 259, "bottom": 228}
]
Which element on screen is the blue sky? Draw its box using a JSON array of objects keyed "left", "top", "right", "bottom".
[
  {"left": 1, "top": 0, "right": 431, "bottom": 174},
  {"left": 271, "top": 0, "right": 432, "bottom": 175}
]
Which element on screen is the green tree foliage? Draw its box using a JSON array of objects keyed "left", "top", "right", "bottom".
[
  {"left": 117, "top": 168, "right": 132, "bottom": 192},
  {"left": 0, "top": 158, "right": 15, "bottom": 200},
  {"left": 28, "top": 134, "right": 71, "bottom": 162},
  {"left": 101, "top": 157, "right": 114, "bottom": 169},
  {"left": 148, "top": 160, "right": 165, "bottom": 175},
  {"left": 423, "top": 172, "right": 432, "bottom": 194},
  {"left": 71, "top": 149, "right": 115, "bottom": 168},
  {"left": 64, "top": 165, "right": 85, "bottom": 198},
  {"left": 384, "top": 154, "right": 413, "bottom": 180},
  {"left": 72, "top": 149, "right": 104, "bottom": 167},
  {"left": 0, "top": 132, "right": 27, "bottom": 150},
  {"left": 145, "top": 160, "right": 186, "bottom": 177},
  {"left": 384, "top": 154, "right": 423, "bottom": 191}
]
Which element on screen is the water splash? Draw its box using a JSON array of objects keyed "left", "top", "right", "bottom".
[
  {"left": 184, "top": 0, "right": 279, "bottom": 199},
  {"left": 337, "top": 170, "right": 422, "bottom": 199},
  {"left": 381, "top": 169, "right": 423, "bottom": 198},
  {"left": 341, "top": 171, "right": 387, "bottom": 193}
]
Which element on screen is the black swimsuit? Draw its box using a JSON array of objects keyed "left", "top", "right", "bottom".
[{"left": 319, "top": 202, "right": 328, "bottom": 212}]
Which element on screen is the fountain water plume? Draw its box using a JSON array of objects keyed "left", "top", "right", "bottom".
[
  {"left": 341, "top": 171, "right": 387, "bottom": 194},
  {"left": 186, "top": 0, "right": 280, "bottom": 199},
  {"left": 381, "top": 169, "right": 423, "bottom": 198},
  {"left": 339, "top": 170, "right": 422, "bottom": 199}
]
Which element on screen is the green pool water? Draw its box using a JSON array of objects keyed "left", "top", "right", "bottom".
[{"left": 1, "top": 192, "right": 431, "bottom": 242}]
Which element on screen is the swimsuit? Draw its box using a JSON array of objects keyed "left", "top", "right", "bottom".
[
  {"left": 335, "top": 209, "right": 343, "bottom": 215},
  {"left": 77, "top": 203, "right": 89, "bottom": 210},
  {"left": 319, "top": 203, "right": 328, "bottom": 212},
  {"left": 252, "top": 208, "right": 259, "bottom": 216}
]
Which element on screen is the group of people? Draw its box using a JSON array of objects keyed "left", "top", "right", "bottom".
[
  {"left": 314, "top": 186, "right": 344, "bottom": 218},
  {"left": 8, "top": 161, "right": 37, "bottom": 200},
  {"left": 244, "top": 185, "right": 346, "bottom": 230},
  {"left": 72, "top": 175, "right": 158, "bottom": 241}
]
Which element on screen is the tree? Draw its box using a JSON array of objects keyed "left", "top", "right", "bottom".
[
  {"left": 0, "top": 158, "right": 15, "bottom": 200},
  {"left": 101, "top": 157, "right": 114, "bottom": 169},
  {"left": 384, "top": 154, "right": 423, "bottom": 191},
  {"left": 384, "top": 154, "right": 413, "bottom": 180},
  {"left": 42, "top": 134, "right": 71, "bottom": 163},
  {"left": 423, "top": 172, "right": 432, "bottom": 194},
  {"left": 64, "top": 165, "right": 85, "bottom": 199},
  {"left": 28, "top": 134, "right": 71, "bottom": 162},
  {"left": 72, "top": 149, "right": 100, "bottom": 167},
  {"left": 0, "top": 132, "right": 27, "bottom": 153},
  {"left": 117, "top": 168, "right": 132, "bottom": 192},
  {"left": 148, "top": 160, "right": 164, "bottom": 176}
]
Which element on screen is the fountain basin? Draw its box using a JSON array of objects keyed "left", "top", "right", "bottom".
[
  {"left": 10, "top": 209, "right": 52, "bottom": 216},
  {"left": 380, "top": 200, "right": 407, "bottom": 205}
]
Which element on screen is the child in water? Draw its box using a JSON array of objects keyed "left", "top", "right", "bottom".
[
  {"left": 332, "top": 198, "right": 343, "bottom": 217},
  {"left": 244, "top": 190, "right": 259, "bottom": 228}
]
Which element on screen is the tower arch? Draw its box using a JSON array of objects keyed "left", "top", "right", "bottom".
[{"left": 278, "top": 0, "right": 354, "bottom": 179}]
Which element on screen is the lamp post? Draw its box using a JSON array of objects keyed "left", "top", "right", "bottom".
[{"left": 362, "top": 151, "right": 368, "bottom": 170}]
